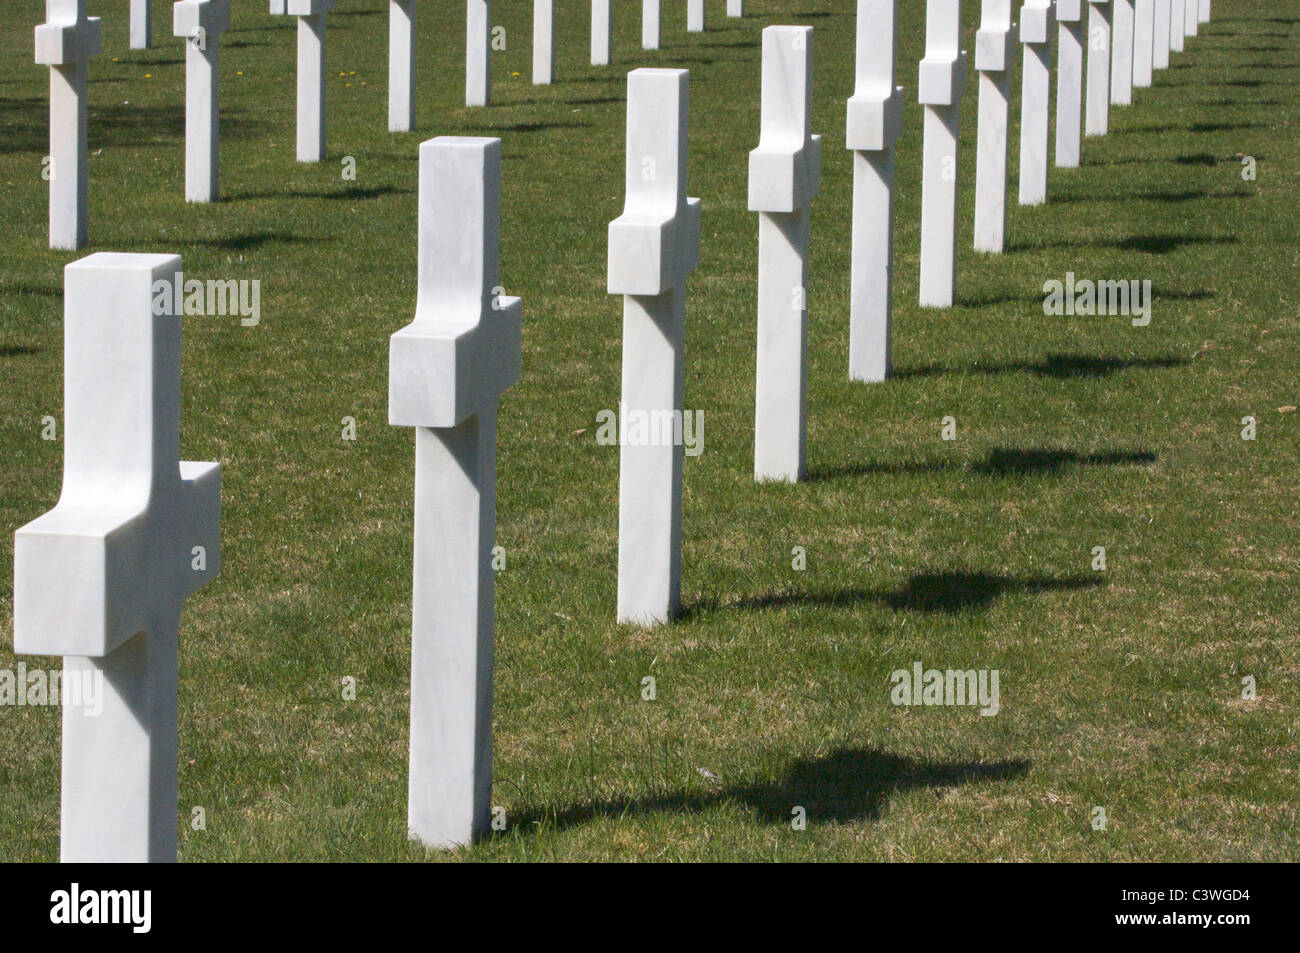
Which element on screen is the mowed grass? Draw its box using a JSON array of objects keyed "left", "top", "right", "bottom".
[{"left": 0, "top": 0, "right": 1297, "bottom": 862}]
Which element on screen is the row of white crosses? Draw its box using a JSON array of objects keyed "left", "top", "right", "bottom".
[{"left": 21, "top": 1, "right": 1222, "bottom": 859}]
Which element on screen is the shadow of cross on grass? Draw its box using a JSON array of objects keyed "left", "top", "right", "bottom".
[
  {"left": 506, "top": 747, "right": 1031, "bottom": 833},
  {"left": 810, "top": 446, "right": 1157, "bottom": 482},
  {"left": 687, "top": 570, "right": 1101, "bottom": 618}
]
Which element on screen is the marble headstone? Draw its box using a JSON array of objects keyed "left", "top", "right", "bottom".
[
  {"left": 467, "top": 0, "right": 491, "bottom": 106},
  {"left": 973, "top": 0, "right": 1015, "bottom": 252},
  {"left": 592, "top": 0, "right": 611, "bottom": 66},
  {"left": 917, "top": 0, "right": 966, "bottom": 308},
  {"left": 1085, "top": 0, "right": 1112, "bottom": 136},
  {"left": 13, "top": 252, "right": 222, "bottom": 861},
  {"left": 389, "top": 0, "right": 416, "bottom": 131},
  {"left": 174, "top": 0, "right": 230, "bottom": 202},
  {"left": 36, "top": 0, "right": 101, "bottom": 249},
  {"left": 534, "top": 0, "right": 554, "bottom": 84},
  {"left": 388, "top": 137, "right": 521, "bottom": 848},
  {"left": 1055, "top": 0, "right": 1085, "bottom": 167},
  {"left": 270, "top": 0, "right": 336, "bottom": 163},
  {"left": 846, "top": 0, "right": 903, "bottom": 381},
  {"left": 749, "top": 26, "right": 820, "bottom": 482},
  {"left": 607, "top": 69, "right": 701, "bottom": 625},
  {"left": 1111, "top": 0, "right": 1134, "bottom": 106},
  {"left": 1018, "top": 0, "right": 1054, "bottom": 206}
]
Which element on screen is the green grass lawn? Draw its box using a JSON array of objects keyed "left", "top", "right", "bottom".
[{"left": 1, "top": 0, "right": 1296, "bottom": 861}]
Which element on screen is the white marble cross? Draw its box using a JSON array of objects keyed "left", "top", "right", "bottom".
[
  {"left": 918, "top": 0, "right": 966, "bottom": 308},
  {"left": 688, "top": 0, "right": 705, "bottom": 33},
  {"left": 36, "top": 0, "right": 101, "bottom": 250},
  {"left": 643, "top": 0, "right": 660, "bottom": 50},
  {"left": 534, "top": 0, "right": 553, "bottom": 84},
  {"left": 1132, "top": 0, "right": 1155, "bottom": 87},
  {"left": 1198, "top": 0, "right": 1209, "bottom": 24},
  {"left": 389, "top": 0, "right": 416, "bottom": 131},
  {"left": 388, "top": 137, "right": 522, "bottom": 849},
  {"left": 1018, "top": 0, "right": 1054, "bottom": 206},
  {"left": 592, "top": 0, "right": 611, "bottom": 66},
  {"left": 1182, "top": 0, "right": 1198, "bottom": 37},
  {"left": 1170, "top": 0, "right": 1185, "bottom": 53},
  {"left": 607, "top": 69, "right": 701, "bottom": 625},
  {"left": 467, "top": 0, "right": 491, "bottom": 106},
  {"left": 14, "top": 252, "right": 222, "bottom": 862},
  {"left": 1055, "top": 0, "right": 1085, "bottom": 167},
  {"left": 846, "top": 0, "right": 903, "bottom": 381},
  {"left": 1085, "top": 0, "right": 1112, "bottom": 136},
  {"left": 750, "top": 26, "right": 820, "bottom": 483},
  {"left": 1111, "top": 0, "right": 1134, "bottom": 106},
  {"left": 131, "top": 0, "right": 152, "bottom": 49},
  {"left": 1153, "top": 0, "right": 1171, "bottom": 70},
  {"left": 173, "top": 0, "right": 230, "bottom": 203},
  {"left": 728, "top": 0, "right": 744, "bottom": 15},
  {"left": 270, "top": 0, "right": 336, "bottom": 162},
  {"left": 973, "top": 0, "right": 1016, "bottom": 253}
]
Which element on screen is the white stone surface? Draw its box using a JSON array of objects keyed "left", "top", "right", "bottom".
[
  {"left": 1183, "top": 0, "right": 1198, "bottom": 36},
  {"left": 1170, "top": 0, "right": 1184, "bottom": 52},
  {"left": 131, "top": 0, "right": 152, "bottom": 49},
  {"left": 643, "top": 0, "right": 660, "bottom": 49},
  {"left": 1153, "top": 0, "right": 1170, "bottom": 68},
  {"left": 1018, "top": 0, "right": 1053, "bottom": 206},
  {"left": 607, "top": 69, "right": 701, "bottom": 625},
  {"left": 1198, "top": 0, "right": 1209, "bottom": 23},
  {"left": 533, "top": 0, "right": 553, "bottom": 84},
  {"left": 173, "top": 0, "right": 229, "bottom": 203},
  {"left": 918, "top": 0, "right": 966, "bottom": 308},
  {"left": 1111, "top": 0, "right": 1134, "bottom": 106},
  {"left": 727, "top": 0, "right": 743, "bottom": 15},
  {"left": 688, "top": 0, "right": 705, "bottom": 33},
  {"left": 467, "top": 0, "right": 490, "bottom": 106},
  {"left": 37, "top": 0, "right": 101, "bottom": 250},
  {"left": 13, "top": 252, "right": 221, "bottom": 862},
  {"left": 388, "top": 137, "right": 521, "bottom": 849},
  {"left": 846, "top": 0, "right": 903, "bottom": 382},
  {"left": 749, "top": 26, "right": 819, "bottom": 483},
  {"left": 1055, "top": 0, "right": 1085, "bottom": 167},
  {"left": 389, "top": 0, "right": 416, "bottom": 131},
  {"left": 973, "top": 0, "right": 1015, "bottom": 252},
  {"left": 270, "top": 1, "right": 335, "bottom": 163},
  {"left": 1132, "top": 0, "right": 1154, "bottom": 87},
  {"left": 1085, "top": 0, "right": 1112, "bottom": 135},
  {"left": 592, "top": 0, "right": 611, "bottom": 66}
]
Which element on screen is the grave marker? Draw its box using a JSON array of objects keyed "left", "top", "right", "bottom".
[
  {"left": 1170, "top": 0, "right": 1185, "bottom": 53},
  {"left": 973, "top": 0, "right": 1015, "bottom": 252},
  {"left": 1018, "top": 0, "right": 1054, "bottom": 206},
  {"left": 750, "top": 26, "right": 820, "bottom": 482},
  {"left": 688, "top": 0, "right": 705, "bottom": 33},
  {"left": 534, "top": 0, "right": 553, "bottom": 84},
  {"left": 1198, "top": 0, "right": 1209, "bottom": 24},
  {"left": 1055, "top": 0, "right": 1085, "bottom": 167},
  {"left": 1085, "top": 0, "right": 1112, "bottom": 135},
  {"left": 13, "top": 252, "right": 222, "bottom": 862},
  {"left": 846, "top": 0, "right": 903, "bottom": 381},
  {"left": 467, "top": 0, "right": 491, "bottom": 106},
  {"left": 607, "top": 69, "right": 701, "bottom": 625},
  {"left": 1111, "top": 0, "right": 1134, "bottom": 106},
  {"left": 728, "top": 0, "right": 744, "bottom": 15},
  {"left": 1182, "top": 0, "right": 1198, "bottom": 37},
  {"left": 592, "top": 0, "right": 611, "bottom": 66},
  {"left": 643, "top": 0, "right": 660, "bottom": 49},
  {"left": 131, "top": 0, "right": 152, "bottom": 49},
  {"left": 918, "top": 0, "right": 966, "bottom": 308},
  {"left": 174, "top": 0, "right": 230, "bottom": 202},
  {"left": 37, "top": 0, "right": 101, "bottom": 250},
  {"left": 1153, "top": 0, "right": 1171, "bottom": 70},
  {"left": 270, "top": 0, "right": 336, "bottom": 163},
  {"left": 1133, "top": 0, "right": 1155, "bottom": 87},
  {"left": 388, "top": 137, "right": 521, "bottom": 848},
  {"left": 389, "top": 0, "right": 416, "bottom": 131}
]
